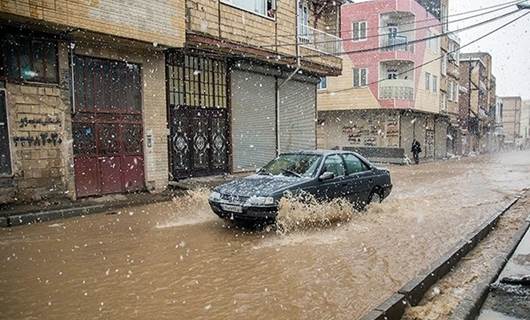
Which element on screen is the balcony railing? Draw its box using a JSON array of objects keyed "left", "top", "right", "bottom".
[
  {"left": 381, "top": 36, "right": 414, "bottom": 52},
  {"left": 379, "top": 79, "right": 414, "bottom": 100},
  {"left": 298, "top": 25, "right": 341, "bottom": 56}
]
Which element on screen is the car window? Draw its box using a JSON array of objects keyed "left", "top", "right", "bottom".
[
  {"left": 343, "top": 154, "right": 370, "bottom": 175},
  {"left": 260, "top": 154, "right": 322, "bottom": 177},
  {"left": 322, "top": 154, "right": 346, "bottom": 177}
]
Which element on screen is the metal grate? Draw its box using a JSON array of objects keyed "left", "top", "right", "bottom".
[{"left": 167, "top": 54, "right": 227, "bottom": 109}]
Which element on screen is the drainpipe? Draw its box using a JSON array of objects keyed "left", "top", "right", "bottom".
[
  {"left": 276, "top": 0, "right": 302, "bottom": 155},
  {"left": 69, "top": 42, "right": 76, "bottom": 114}
]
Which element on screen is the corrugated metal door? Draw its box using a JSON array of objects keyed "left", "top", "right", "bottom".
[
  {"left": 279, "top": 80, "right": 316, "bottom": 153},
  {"left": 231, "top": 70, "right": 276, "bottom": 172}
]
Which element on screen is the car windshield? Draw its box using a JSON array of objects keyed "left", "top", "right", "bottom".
[{"left": 259, "top": 154, "right": 322, "bottom": 177}]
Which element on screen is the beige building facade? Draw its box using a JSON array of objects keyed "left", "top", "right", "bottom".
[
  {"left": 0, "top": 0, "right": 343, "bottom": 204},
  {"left": 499, "top": 96, "right": 522, "bottom": 145}
]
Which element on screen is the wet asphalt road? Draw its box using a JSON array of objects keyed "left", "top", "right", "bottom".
[{"left": 1, "top": 151, "right": 529, "bottom": 320}]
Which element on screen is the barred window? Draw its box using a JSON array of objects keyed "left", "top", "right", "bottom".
[
  {"left": 167, "top": 54, "right": 227, "bottom": 108},
  {"left": 1, "top": 35, "right": 58, "bottom": 83}
]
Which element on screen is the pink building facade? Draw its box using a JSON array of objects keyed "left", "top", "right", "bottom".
[
  {"left": 318, "top": 0, "right": 450, "bottom": 163},
  {"left": 341, "top": 0, "right": 442, "bottom": 111}
]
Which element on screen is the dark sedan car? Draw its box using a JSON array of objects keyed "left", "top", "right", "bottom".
[{"left": 208, "top": 150, "right": 392, "bottom": 222}]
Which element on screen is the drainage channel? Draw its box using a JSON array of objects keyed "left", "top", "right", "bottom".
[{"left": 359, "top": 197, "right": 522, "bottom": 320}]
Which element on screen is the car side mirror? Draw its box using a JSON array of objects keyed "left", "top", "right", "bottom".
[{"left": 319, "top": 171, "right": 335, "bottom": 181}]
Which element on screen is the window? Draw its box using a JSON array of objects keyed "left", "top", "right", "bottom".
[
  {"left": 167, "top": 54, "right": 227, "bottom": 108},
  {"left": 261, "top": 153, "right": 322, "bottom": 177},
  {"left": 222, "top": 0, "right": 276, "bottom": 18},
  {"left": 425, "top": 72, "right": 431, "bottom": 91},
  {"left": 1, "top": 35, "right": 58, "bottom": 83},
  {"left": 448, "top": 81, "right": 454, "bottom": 101},
  {"left": 448, "top": 42, "right": 460, "bottom": 64},
  {"left": 298, "top": 0, "right": 309, "bottom": 38},
  {"left": 440, "top": 92, "right": 447, "bottom": 112},
  {"left": 352, "top": 21, "right": 367, "bottom": 41},
  {"left": 318, "top": 77, "right": 327, "bottom": 90},
  {"left": 427, "top": 30, "right": 439, "bottom": 53},
  {"left": 343, "top": 154, "right": 369, "bottom": 175},
  {"left": 441, "top": 55, "right": 447, "bottom": 76},
  {"left": 432, "top": 75, "right": 438, "bottom": 93},
  {"left": 322, "top": 154, "right": 345, "bottom": 177},
  {"left": 353, "top": 68, "right": 368, "bottom": 87},
  {"left": 453, "top": 82, "right": 459, "bottom": 103},
  {"left": 387, "top": 68, "right": 398, "bottom": 80}
]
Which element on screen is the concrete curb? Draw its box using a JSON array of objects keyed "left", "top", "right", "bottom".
[
  {"left": 449, "top": 219, "right": 530, "bottom": 320},
  {"left": 359, "top": 294, "right": 408, "bottom": 320},
  {"left": 2, "top": 194, "right": 180, "bottom": 228},
  {"left": 358, "top": 197, "right": 520, "bottom": 320}
]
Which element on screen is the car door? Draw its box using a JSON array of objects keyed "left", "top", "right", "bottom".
[
  {"left": 342, "top": 153, "right": 374, "bottom": 204},
  {"left": 316, "top": 154, "right": 347, "bottom": 201}
]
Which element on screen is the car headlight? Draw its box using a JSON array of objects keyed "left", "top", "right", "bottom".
[
  {"left": 245, "top": 196, "right": 275, "bottom": 206},
  {"left": 209, "top": 191, "right": 221, "bottom": 201}
]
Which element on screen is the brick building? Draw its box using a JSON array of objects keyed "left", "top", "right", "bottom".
[
  {"left": 458, "top": 52, "right": 496, "bottom": 154},
  {"left": 0, "top": 0, "right": 343, "bottom": 204}
]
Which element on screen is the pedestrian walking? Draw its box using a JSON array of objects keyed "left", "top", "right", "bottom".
[{"left": 411, "top": 139, "right": 422, "bottom": 165}]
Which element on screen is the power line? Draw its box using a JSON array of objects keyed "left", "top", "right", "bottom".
[
  {"left": 301, "top": 8, "right": 522, "bottom": 58},
  {"left": 254, "top": 0, "right": 526, "bottom": 40},
  {"left": 320, "top": 11, "right": 530, "bottom": 96},
  {"left": 261, "top": 0, "right": 521, "bottom": 49}
]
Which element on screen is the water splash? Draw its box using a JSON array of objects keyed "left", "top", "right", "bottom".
[
  {"left": 275, "top": 193, "right": 358, "bottom": 233},
  {"left": 155, "top": 188, "right": 215, "bottom": 228}
]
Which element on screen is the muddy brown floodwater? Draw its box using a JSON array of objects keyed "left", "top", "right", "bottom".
[{"left": 1, "top": 151, "right": 530, "bottom": 320}]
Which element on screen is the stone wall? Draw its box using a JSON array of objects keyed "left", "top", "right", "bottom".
[
  {"left": 1, "top": 39, "right": 169, "bottom": 204},
  {"left": 4, "top": 43, "right": 73, "bottom": 202}
]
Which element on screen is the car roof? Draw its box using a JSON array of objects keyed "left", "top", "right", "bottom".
[{"left": 281, "top": 149, "right": 359, "bottom": 156}]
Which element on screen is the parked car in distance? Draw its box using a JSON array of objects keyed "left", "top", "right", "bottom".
[{"left": 208, "top": 150, "right": 392, "bottom": 223}]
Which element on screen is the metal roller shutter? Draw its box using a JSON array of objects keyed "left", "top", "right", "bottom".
[
  {"left": 231, "top": 70, "right": 277, "bottom": 172},
  {"left": 279, "top": 80, "right": 317, "bottom": 153}
]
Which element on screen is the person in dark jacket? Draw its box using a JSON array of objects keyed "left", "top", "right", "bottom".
[{"left": 411, "top": 139, "right": 422, "bottom": 165}]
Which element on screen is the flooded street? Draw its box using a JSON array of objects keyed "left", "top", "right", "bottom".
[{"left": 1, "top": 151, "right": 530, "bottom": 320}]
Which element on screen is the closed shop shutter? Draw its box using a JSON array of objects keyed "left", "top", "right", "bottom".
[
  {"left": 231, "top": 70, "right": 277, "bottom": 172},
  {"left": 279, "top": 80, "right": 316, "bottom": 153}
]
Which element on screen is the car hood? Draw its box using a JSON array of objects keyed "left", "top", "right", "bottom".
[{"left": 215, "top": 175, "right": 309, "bottom": 198}]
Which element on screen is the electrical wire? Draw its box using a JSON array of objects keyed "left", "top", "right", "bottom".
[
  {"left": 254, "top": 0, "right": 526, "bottom": 39},
  {"left": 319, "top": 11, "right": 530, "bottom": 95},
  {"left": 301, "top": 8, "right": 522, "bottom": 58},
  {"left": 260, "top": 0, "right": 522, "bottom": 49}
]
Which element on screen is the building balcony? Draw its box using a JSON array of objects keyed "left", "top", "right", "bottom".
[
  {"left": 298, "top": 25, "right": 341, "bottom": 56},
  {"left": 381, "top": 36, "right": 414, "bottom": 53},
  {"left": 379, "top": 79, "right": 414, "bottom": 100}
]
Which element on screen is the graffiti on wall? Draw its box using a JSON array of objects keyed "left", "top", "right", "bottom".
[
  {"left": 13, "top": 133, "right": 62, "bottom": 147},
  {"left": 342, "top": 114, "right": 400, "bottom": 147},
  {"left": 12, "top": 114, "right": 63, "bottom": 148},
  {"left": 18, "top": 116, "right": 61, "bottom": 128}
]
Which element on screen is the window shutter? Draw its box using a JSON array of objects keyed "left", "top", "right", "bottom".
[
  {"left": 353, "top": 22, "right": 359, "bottom": 41},
  {"left": 360, "top": 22, "right": 367, "bottom": 39}
]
